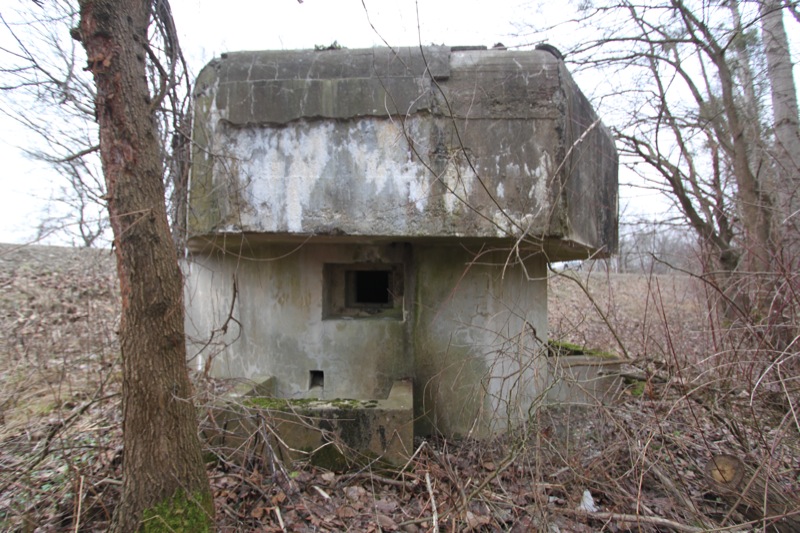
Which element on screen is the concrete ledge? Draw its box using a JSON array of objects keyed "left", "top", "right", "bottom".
[
  {"left": 544, "top": 355, "right": 623, "bottom": 405},
  {"left": 202, "top": 380, "right": 413, "bottom": 469}
]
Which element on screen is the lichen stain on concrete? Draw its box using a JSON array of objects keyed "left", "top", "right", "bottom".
[
  {"left": 225, "top": 121, "right": 334, "bottom": 232},
  {"left": 529, "top": 151, "right": 553, "bottom": 201},
  {"left": 440, "top": 158, "right": 475, "bottom": 215},
  {"left": 218, "top": 117, "right": 441, "bottom": 234}
]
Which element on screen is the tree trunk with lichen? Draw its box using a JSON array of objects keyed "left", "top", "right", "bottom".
[{"left": 76, "top": 0, "right": 213, "bottom": 530}]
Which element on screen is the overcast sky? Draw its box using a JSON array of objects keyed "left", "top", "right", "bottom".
[
  {"left": 0, "top": 0, "right": 643, "bottom": 245},
  {"left": 171, "top": 0, "right": 528, "bottom": 61},
  {"left": 2, "top": 0, "right": 546, "bottom": 245}
]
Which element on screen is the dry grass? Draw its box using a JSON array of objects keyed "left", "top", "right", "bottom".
[
  {"left": 0, "top": 243, "right": 798, "bottom": 531},
  {"left": 0, "top": 243, "right": 122, "bottom": 531}
]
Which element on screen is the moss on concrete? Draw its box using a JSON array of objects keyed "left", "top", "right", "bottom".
[
  {"left": 548, "top": 340, "right": 618, "bottom": 359},
  {"left": 140, "top": 490, "right": 213, "bottom": 533},
  {"left": 202, "top": 382, "right": 413, "bottom": 471},
  {"left": 243, "top": 397, "right": 377, "bottom": 410},
  {"left": 243, "top": 397, "right": 316, "bottom": 409},
  {"left": 549, "top": 340, "right": 586, "bottom": 354},
  {"left": 328, "top": 399, "right": 360, "bottom": 408}
]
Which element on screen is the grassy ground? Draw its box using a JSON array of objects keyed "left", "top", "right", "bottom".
[{"left": 1, "top": 244, "right": 798, "bottom": 531}]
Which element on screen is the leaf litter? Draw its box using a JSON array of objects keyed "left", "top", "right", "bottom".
[{"left": 1, "top": 244, "right": 798, "bottom": 531}]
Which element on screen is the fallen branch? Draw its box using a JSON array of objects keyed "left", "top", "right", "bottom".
[
  {"left": 558, "top": 509, "right": 706, "bottom": 532},
  {"left": 273, "top": 506, "right": 286, "bottom": 532},
  {"left": 426, "top": 472, "right": 439, "bottom": 533},
  {"left": 338, "top": 472, "right": 417, "bottom": 492}
]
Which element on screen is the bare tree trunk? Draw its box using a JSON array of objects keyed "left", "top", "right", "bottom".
[
  {"left": 675, "top": 0, "right": 776, "bottom": 304},
  {"left": 714, "top": 41, "right": 776, "bottom": 276},
  {"left": 760, "top": 0, "right": 800, "bottom": 239},
  {"left": 729, "top": 0, "right": 773, "bottom": 192},
  {"left": 77, "top": 0, "right": 213, "bottom": 531}
]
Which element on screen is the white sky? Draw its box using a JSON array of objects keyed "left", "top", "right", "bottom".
[
  {"left": 0, "top": 0, "right": 649, "bottom": 245},
  {"left": 1, "top": 0, "right": 536, "bottom": 244},
  {"left": 171, "top": 0, "right": 526, "bottom": 59}
]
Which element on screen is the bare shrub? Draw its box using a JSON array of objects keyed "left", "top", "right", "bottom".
[{"left": 2, "top": 243, "right": 798, "bottom": 531}]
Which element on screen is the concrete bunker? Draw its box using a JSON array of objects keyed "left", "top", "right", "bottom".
[{"left": 185, "top": 46, "right": 618, "bottom": 459}]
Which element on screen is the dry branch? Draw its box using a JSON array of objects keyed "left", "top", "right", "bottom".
[{"left": 558, "top": 508, "right": 706, "bottom": 532}]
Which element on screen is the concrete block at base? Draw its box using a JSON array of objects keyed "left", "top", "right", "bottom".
[
  {"left": 228, "top": 375, "right": 277, "bottom": 397},
  {"left": 544, "top": 356, "right": 623, "bottom": 405},
  {"left": 202, "top": 380, "right": 413, "bottom": 469}
]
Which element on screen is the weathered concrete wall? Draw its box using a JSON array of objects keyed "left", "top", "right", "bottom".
[
  {"left": 188, "top": 47, "right": 617, "bottom": 259},
  {"left": 186, "top": 240, "right": 548, "bottom": 437},
  {"left": 561, "top": 78, "right": 619, "bottom": 255},
  {"left": 412, "top": 246, "right": 548, "bottom": 438},
  {"left": 185, "top": 242, "right": 411, "bottom": 400}
]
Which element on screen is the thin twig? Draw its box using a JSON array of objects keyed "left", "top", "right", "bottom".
[
  {"left": 550, "top": 266, "right": 632, "bottom": 360},
  {"left": 338, "top": 472, "right": 417, "bottom": 491},
  {"left": 73, "top": 475, "right": 84, "bottom": 533},
  {"left": 273, "top": 506, "right": 286, "bottom": 532},
  {"left": 426, "top": 472, "right": 439, "bottom": 533},
  {"left": 312, "top": 485, "right": 331, "bottom": 500}
]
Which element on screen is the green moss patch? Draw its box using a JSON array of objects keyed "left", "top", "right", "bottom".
[
  {"left": 625, "top": 378, "right": 647, "bottom": 397},
  {"left": 548, "top": 340, "right": 619, "bottom": 359},
  {"left": 141, "top": 490, "right": 213, "bottom": 533},
  {"left": 243, "top": 397, "right": 316, "bottom": 409}
]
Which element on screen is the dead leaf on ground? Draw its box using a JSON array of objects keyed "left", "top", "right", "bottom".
[{"left": 376, "top": 512, "right": 398, "bottom": 531}]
